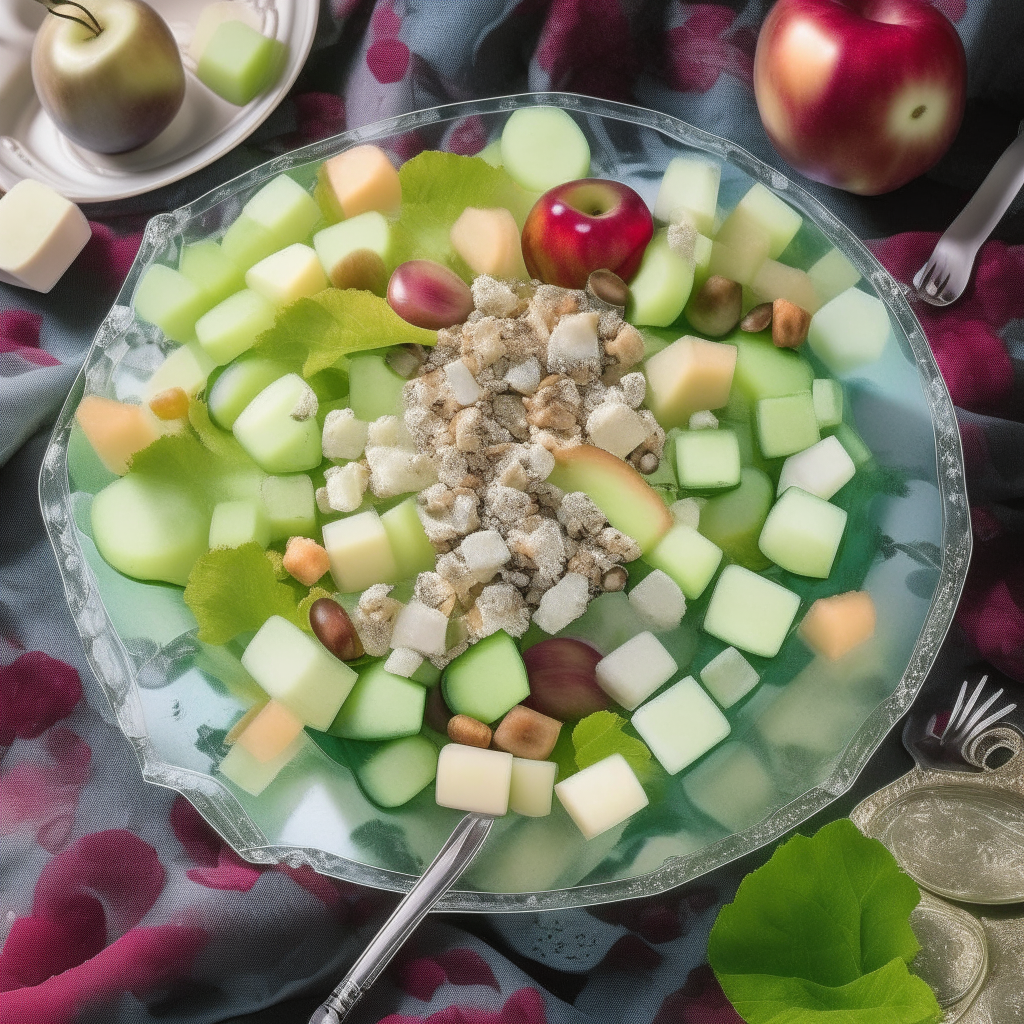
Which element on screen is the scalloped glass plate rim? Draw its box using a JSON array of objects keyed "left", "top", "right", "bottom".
[{"left": 38, "top": 91, "right": 971, "bottom": 912}]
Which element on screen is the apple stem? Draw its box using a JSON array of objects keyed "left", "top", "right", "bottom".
[{"left": 34, "top": 0, "right": 103, "bottom": 38}]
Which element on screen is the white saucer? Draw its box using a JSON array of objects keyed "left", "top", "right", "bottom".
[{"left": 0, "top": 0, "right": 318, "bottom": 203}]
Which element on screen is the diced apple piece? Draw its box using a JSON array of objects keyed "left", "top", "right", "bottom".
[
  {"left": 719, "top": 183, "right": 802, "bottom": 260},
  {"left": 500, "top": 106, "right": 590, "bottom": 193},
  {"left": 134, "top": 264, "right": 208, "bottom": 343},
  {"left": 674, "top": 428, "right": 740, "bottom": 491},
  {"left": 555, "top": 753, "right": 648, "bottom": 840},
  {"left": 703, "top": 565, "right": 800, "bottom": 658},
  {"left": 318, "top": 144, "right": 401, "bottom": 220},
  {"left": 654, "top": 157, "right": 721, "bottom": 235},
  {"left": 323, "top": 509, "right": 399, "bottom": 593},
  {"left": 548, "top": 445, "right": 673, "bottom": 553},
  {"left": 450, "top": 207, "right": 528, "bottom": 280},
  {"left": 808, "top": 248, "right": 861, "bottom": 304},
  {"left": 219, "top": 731, "right": 305, "bottom": 796},
  {"left": 195, "top": 288, "right": 277, "bottom": 366},
  {"left": 381, "top": 497, "right": 437, "bottom": 580},
  {"left": 509, "top": 758, "right": 557, "bottom": 817},
  {"left": 179, "top": 239, "right": 245, "bottom": 310},
  {"left": 644, "top": 523, "right": 723, "bottom": 600},
  {"left": 233, "top": 373, "right": 321, "bottom": 473},
  {"left": 700, "top": 647, "right": 759, "bottom": 708},
  {"left": 759, "top": 487, "right": 847, "bottom": 578},
  {"left": 262, "top": 474, "right": 316, "bottom": 541},
  {"left": 242, "top": 615, "right": 358, "bottom": 730},
  {"left": 681, "top": 741, "right": 775, "bottom": 833},
  {"left": 195, "top": 19, "right": 285, "bottom": 105},
  {"left": 313, "top": 212, "right": 391, "bottom": 292},
  {"left": 750, "top": 259, "right": 821, "bottom": 314},
  {"left": 628, "top": 569, "right": 685, "bottom": 632},
  {"left": 808, "top": 287, "right": 890, "bottom": 374},
  {"left": 328, "top": 662, "right": 426, "bottom": 740},
  {"left": 799, "top": 591, "right": 876, "bottom": 660},
  {"left": 245, "top": 243, "right": 328, "bottom": 306},
  {"left": 348, "top": 353, "right": 406, "bottom": 421},
  {"left": 755, "top": 391, "right": 820, "bottom": 459},
  {"left": 436, "top": 743, "right": 514, "bottom": 815},
  {"left": 777, "top": 435, "right": 855, "bottom": 500},
  {"left": 208, "top": 356, "right": 289, "bottom": 430},
  {"left": 731, "top": 333, "right": 813, "bottom": 402},
  {"left": 75, "top": 396, "right": 161, "bottom": 475},
  {"left": 145, "top": 342, "right": 216, "bottom": 402},
  {"left": 812, "top": 378, "right": 843, "bottom": 429},
  {"left": 632, "top": 676, "right": 729, "bottom": 775},
  {"left": 236, "top": 699, "right": 303, "bottom": 763},
  {"left": 595, "top": 631, "right": 678, "bottom": 711},
  {"left": 91, "top": 476, "right": 209, "bottom": 586},
  {"left": 626, "top": 229, "right": 695, "bottom": 327},
  {"left": 644, "top": 336, "right": 737, "bottom": 430},
  {"left": 209, "top": 499, "right": 270, "bottom": 549},
  {"left": 698, "top": 468, "right": 774, "bottom": 570}
]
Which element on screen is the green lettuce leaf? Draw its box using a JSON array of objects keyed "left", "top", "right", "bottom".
[
  {"left": 709, "top": 818, "right": 941, "bottom": 1024},
  {"left": 572, "top": 710, "right": 652, "bottom": 780}
]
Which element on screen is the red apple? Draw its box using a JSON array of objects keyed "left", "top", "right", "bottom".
[
  {"left": 753, "top": 0, "right": 966, "bottom": 195},
  {"left": 521, "top": 179, "right": 654, "bottom": 289}
]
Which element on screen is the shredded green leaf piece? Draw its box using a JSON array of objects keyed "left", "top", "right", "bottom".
[
  {"left": 184, "top": 542, "right": 304, "bottom": 644},
  {"left": 709, "top": 818, "right": 942, "bottom": 1024},
  {"left": 572, "top": 710, "right": 652, "bottom": 780}
]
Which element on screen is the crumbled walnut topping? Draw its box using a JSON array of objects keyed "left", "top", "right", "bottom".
[{"left": 354, "top": 584, "right": 402, "bottom": 657}]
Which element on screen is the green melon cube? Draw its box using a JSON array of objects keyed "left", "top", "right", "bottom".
[
  {"left": 833, "top": 423, "right": 873, "bottom": 468},
  {"left": 758, "top": 486, "right": 847, "bottom": 578},
  {"left": 807, "top": 287, "right": 890, "bottom": 374},
  {"left": 718, "top": 183, "right": 802, "bottom": 260},
  {"left": 478, "top": 139, "right": 503, "bottom": 167},
  {"left": 812, "top": 378, "right": 843, "bottom": 429},
  {"left": 179, "top": 240, "right": 245, "bottom": 310},
  {"left": 134, "top": 264, "right": 208, "bottom": 343},
  {"left": 328, "top": 662, "right": 426, "bottom": 741},
  {"left": 755, "top": 392, "right": 820, "bottom": 459},
  {"left": 691, "top": 232, "right": 713, "bottom": 294},
  {"left": 233, "top": 373, "right": 321, "bottom": 473},
  {"left": 381, "top": 497, "right": 436, "bottom": 580},
  {"left": 144, "top": 341, "right": 216, "bottom": 401},
  {"left": 807, "top": 248, "right": 860, "bottom": 304},
  {"left": 313, "top": 212, "right": 393, "bottom": 292},
  {"left": 219, "top": 731, "right": 304, "bottom": 796},
  {"left": 681, "top": 741, "right": 775, "bottom": 833},
  {"left": 208, "top": 356, "right": 290, "bottom": 430},
  {"left": 732, "top": 333, "right": 814, "bottom": 403},
  {"left": 674, "top": 429, "right": 740, "bottom": 492},
  {"left": 222, "top": 174, "right": 321, "bottom": 270},
  {"left": 654, "top": 157, "right": 721, "bottom": 235},
  {"left": 342, "top": 735, "right": 438, "bottom": 808},
  {"left": 348, "top": 353, "right": 406, "bottom": 420},
  {"left": 196, "top": 19, "right": 286, "bottom": 106},
  {"left": 644, "top": 523, "right": 723, "bottom": 600},
  {"left": 699, "top": 646, "right": 760, "bottom": 708},
  {"left": 195, "top": 288, "right": 277, "bottom": 366},
  {"left": 499, "top": 106, "right": 591, "bottom": 193},
  {"left": 698, "top": 467, "right": 774, "bottom": 570},
  {"left": 261, "top": 474, "right": 316, "bottom": 541},
  {"left": 626, "top": 229, "right": 695, "bottom": 328},
  {"left": 209, "top": 499, "right": 270, "bottom": 549},
  {"left": 702, "top": 564, "right": 800, "bottom": 658},
  {"left": 443, "top": 631, "right": 530, "bottom": 724}
]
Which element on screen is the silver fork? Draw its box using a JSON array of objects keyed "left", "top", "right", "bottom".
[
  {"left": 940, "top": 675, "right": 1017, "bottom": 752},
  {"left": 913, "top": 124, "right": 1024, "bottom": 307}
]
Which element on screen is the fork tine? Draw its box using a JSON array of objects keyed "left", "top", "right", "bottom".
[
  {"left": 914, "top": 261, "right": 935, "bottom": 291},
  {"left": 956, "top": 676, "right": 988, "bottom": 730},
  {"left": 955, "top": 687, "right": 1004, "bottom": 740},
  {"left": 962, "top": 703, "right": 1017, "bottom": 749},
  {"left": 942, "top": 680, "right": 970, "bottom": 739}
]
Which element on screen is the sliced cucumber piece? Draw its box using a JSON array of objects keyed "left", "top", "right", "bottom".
[
  {"left": 698, "top": 468, "right": 774, "bottom": 570},
  {"left": 328, "top": 662, "right": 426, "bottom": 741},
  {"left": 443, "top": 630, "right": 529, "bottom": 724},
  {"left": 674, "top": 428, "right": 740, "bottom": 492}
]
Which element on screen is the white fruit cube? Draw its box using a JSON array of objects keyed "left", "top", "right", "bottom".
[
  {"left": 209, "top": 499, "right": 270, "bottom": 549},
  {"left": 670, "top": 496, "right": 704, "bottom": 529},
  {"left": 384, "top": 647, "right": 424, "bottom": 678},
  {"left": 390, "top": 600, "right": 449, "bottom": 656},
  {"left": 532, "top": 572, "right": 590, "bottom": 635},
  {"left": 245, "top": 243, "right": 328, "bottom": 306},
  {"left": 699, "top": 647, "right": 759, "bottom": 708},
  {"left": 324, "top": 462, "right": 369, "bottom": 513},
  {"left": 595, "top": 631, "right": 677, "bottom": 711},
  {"left": 644, "top": 336, "right": 737, "bottom": 430},
  {"left": 509, "top": 758, "right": 557, "bottom": 817},
  {"left": 654, "top": 157, "right": 721, "bottom": 235},
  {"left": 777, "top": 435, "right": 856, "bottom": 500},
  {"left": 219, "top": 730, "right": 305, "bottom": 797},
  {"left": 450, "top": 207, "right": 527, "bottom": 280},
  {"left": 322, "top": 408, "right": 369, "bottom": 460},
  {"left": 586, "top": 402, "right": 650, "bottom": 459},
  {"left": 444, "top": 359, "right": 484, "bottom": 406},
  {"left": 435, "top": 744, "right": 513, "bottom": 815},
  {"left": 554, "top": 753, "right": 649, "bottom": 840},
  {"left": 681, "top": 742, "right": 775, "bottom": 833},
  {"left": 322, "top": 509, "right": 398, "bottom": 593},
  {"left": 547, "top": 312, "right": 600, "bottom": 373},
  {"left": 703, "top": 565, "right": 800, "bottom": 658},
  {"left": 195, "top": 288, "right": 277, "bottom": 365},
  {"left": 808, "top": 248, "right": 861, "bottom": 304},
  {"left": 807, "top": 288, "right": 890, "bottom": 374},
  {"left": 0, "top": 179, "right": 91, "bottom": 293},
  {"left": 628, "top": 569, "right": 686, "bottom": 632},
  {"left": 632, "top": 676, "right": 730, "bottom": 775},
  {"left": 365, "top": 447, "right": 437, "bottom": 498},
  {"left": 241, "top": 615, "right": 358, "bottom": 730},
  {"left": 460, "top": 530, "right": 511, "bottom": 580},
  {"left": 233, "top": 373, "right": 321, "bottom": 474},
  {"left": 144, "top": 341, "right": 216, "bottom": 401},
  {"left": 718, "top": 183, "right": 802, "bottom": 259},
  {"left": 759, "top": 487, "right": 847, "bottom": 578}
]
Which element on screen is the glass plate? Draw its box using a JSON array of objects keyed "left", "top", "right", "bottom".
[{"left": 39, "top": 92, "right": 970, "bottom": 911}]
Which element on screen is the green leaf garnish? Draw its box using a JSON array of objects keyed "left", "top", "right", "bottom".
[
  {"left": 709, "top": 818, "right": 941, "bottom": 1024},
  {"left": 572, "top": 710, "right": 652, "bottom": 780}
]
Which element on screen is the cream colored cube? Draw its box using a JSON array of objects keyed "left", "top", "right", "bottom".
[
  {"left": 450, "top": 207, "right": 528, "bottom": 280},
  {"left": 144, "top": 341, "right": 216, "bottom": 401},
  {"left": 435, "top": 744, "right": 513, "bottom": 815},
  {"left": 509, "top": 758, "right": 557, "bottom": 817},
  {"left": 319, "top": 144, "right": 401, "bottom": 218},
  {"left": 322, "top": 509, "right": 398, "bottom": 593},
  {"left": 0, "top": 179, "right": 91, "bottom": 293},
  {"left": 751, "top": 259, "right": 821, "bottom": 314},
  {"left": 324, "top": 462, "right": 369, "bottom": 512},
  {"left": 644, "top": 336, "right": 737, "bottom": 430},
  {"left": 322, "top": 408, "right": 369, "bottom": 460},
  {"left": 75, "top": 395, "right": 162, "bottom": 475},
  {"left": 586, "top": 401, "right": 650, "bottom": 459},
  {"left": 718, "top": 183, "right": 802, "bottom": 259},
  {"left": 245, "top": 243, "right": 329, "bottom": 306},
  {"left": 555, "top": 754, "right": 648, "bottom": 839}
]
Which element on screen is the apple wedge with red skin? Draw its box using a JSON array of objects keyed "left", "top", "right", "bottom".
[
  {"left": 523, "top": 638, "right": 609, "bottom": 722},
  {"left": 753, "top": 0, "right": 966, "bottom": 195},
  {"left": 548, "top": 444, "right": 673, "bottom": 554},
  {"left": 521, "top": 179, "right": 654, "bottom": 289}
]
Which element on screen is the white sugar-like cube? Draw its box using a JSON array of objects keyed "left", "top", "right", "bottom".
[
  {"left": 436, "top": 744, "right": 513, "bottom": 815},
  {"left": 322, "top": 408, "right": 369, "bottom": 460},
  {"left": 555, "top": 753, "right": 648, "bottom": 839},
  {"left": 808, "top": 248, "right": 861, "bottom": 304},
  {"left": 241, "top": 616, "right": 357, "bottom": 730},
  {"left": 505, "top": 356, "right": 541, "bottom": 395},
  {"left": 532, "top": 572, "right": 590, "bottom": 634},
  {"left": 595, "top": 631, "right": 677, "bottom": 711},
  {"left": 315, "top": 487, "right": 332, "bottom": 515},
  {"left": 632, "top": 676, "right": 730, "bottom": 775},
  {"left": 367, "top": 414, "right": 415, "bottom": 449},
  {"left": 777, "top": 435, "right": 855, "bottom": 500},
  {"left": 808, "top": 287, "right": 890, "bottom": 374},
  {"left": 509, "top": 758, "right": 557, "bottom": 817},
  {"left": 460, "top": 529, "right": 511, "bottom": 579},
  {"left": 628, "top": 570, "right": 686, "bottom": 632},
  {"left": 670, "top": 497, "right": 705, "bottom": 530},
  {"left": 366, "top": 447, "right": 437, "bottom": 498},
  {"left": 324, "top": 462, "right": 369, "bottom": 512},
  {"left": 586, "top": 402, "right": 650, "bottom": 459},
  {"left": 682, "top": 742, "right": 775, "bottom": 833},
  {"left": 445, "top": 359, "right": 484, "bottom": 406},
  {"left": 688, "top": 410, "right": 719, "bottom": 431},
  {"left": 390, "top": 599, "right": 449, "bottom": 656},
  {"left": 699, "top": 647, "right": 760, "bottom": 708},
  {"left": 384, "top": 647, "right": 424, "bottom": 678},
  {"left": 547, "top": 311, "right": 600, "bottom": 372},
  {"left": 0, "top": 179, "right": 91, "bottom": 293}
]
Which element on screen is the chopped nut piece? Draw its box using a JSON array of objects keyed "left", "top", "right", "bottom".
[
  {"left": 387, "top": 344, "right": 426, "bottom": 379},
  {"left": 619, "top": 371, "right": 646, "bottom": 409},
  {"left": 586, "top": 400, "right": 651, "bottom": 459},
  {"left": 667, "top": 216, "right": 698, "bottom": 263},
  {"left": 447, "top": 714, "right": 493, "bottom": 748},
  {"left": 547, "top": 311, "right": 601, "bottom": 375},
  {"left": 470, "top": 582, "right": 531, "bottom": 638},
  {"left": 282, "top": 536, "right": 330, "bottom": 586},
  {"left": 597, "top": 526, "right": 642, "bottom": 563},
  {"left": 586, "top": 268, "right": 629, "bottom": 311},
  {"left": 602, "top": 566, "right": 629, "bottom": 591},
  {"left": 557, "top": 491, "right": 606, "bottom": 539},
  {"left": 772, "top": 298, "right": 812, "bottom": 349},
  {"left": 309, "top": 597, "right": 364, "bottom": 660},
  {"left": 603, "top": 322, "right": 644, "bottom": 370},
  {"left": 686, "top": 275, "right": 742, "bottom": 337},
  {"left": 532, "top": 572, "right": 590, "bottom": 634},
  {"left": 148, "top": 386, "right": 189, "bottom": 420},
  {"left": 740, "top": 302, "right": 773, "bottom": 333},
  {"left": 492, "top": 705, "right": 562, "bottom": 760},
  {"left": 638, "top": 453, "right": 659, "bottom": 474},
  {"left": 289, "top": 383, "right": 318, "bottom": 421},
  {"left": 688, "top": 410, "right": 719, "bottom": 431},
  {"left": 491, "top": 393, "right": 530, "bottom": 440},
  {"left": 472, "top": 275, "right": 521, "bottom": 318}
]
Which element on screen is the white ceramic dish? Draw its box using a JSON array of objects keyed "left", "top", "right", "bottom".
[{"left": 0, "top": 0, "right": 317, "bottom": 203}]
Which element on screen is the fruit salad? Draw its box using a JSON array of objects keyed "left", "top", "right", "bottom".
[{"left": 74, "top": 105, "right": 895, "bottom": 857}]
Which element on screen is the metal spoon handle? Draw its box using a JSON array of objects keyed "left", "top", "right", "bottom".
[{"left": 309, "top": 813, "right": 494, "bottom": 1024}]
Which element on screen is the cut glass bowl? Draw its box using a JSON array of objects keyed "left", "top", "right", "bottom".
[{"left": 40, "top": 93, "right": 971, "bottom": 911}]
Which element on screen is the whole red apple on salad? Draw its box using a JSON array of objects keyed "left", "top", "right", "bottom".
[{"left": 753, "top": 0, "right": 967, "bottom": 195}]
